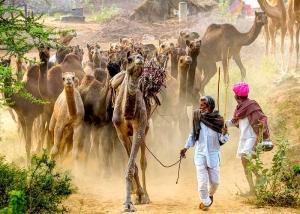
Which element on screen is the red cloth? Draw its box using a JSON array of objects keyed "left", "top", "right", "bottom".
[{"left": 232, "top": 99, "right": 270, "bottom": 140}]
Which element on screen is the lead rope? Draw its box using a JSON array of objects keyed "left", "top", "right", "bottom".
[{"left": 128, "top": 137, "right": 183, "bottom": 184}]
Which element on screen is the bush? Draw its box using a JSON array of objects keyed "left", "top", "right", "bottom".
[
  {"left": 247, "top": 138, "right": 300, "bottom": 208},
  {"left": 0, "top": 152, "right": 75, "bottom": 213},
  {"left": 87, "top": 5, "right": 120, "bottom": 22}
]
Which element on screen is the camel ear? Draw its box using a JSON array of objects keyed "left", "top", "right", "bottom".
[
  {"left": 180, "top": 31, "right": 185, "bottom": 36},
  {"left": 127, "top": 51, "right": 131, "bottom": 59},
  {"left": 186, "top": 40, "right": 191, "bottom": 47}
]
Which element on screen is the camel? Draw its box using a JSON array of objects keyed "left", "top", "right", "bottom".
[
  {"left": 257, "top": 0, "right": 287, "bottom": 57},
  {"left": 178, "top": 30, "right": 200, "bottom": 48},
  {"left": 196, "top": 12, "right": 267, "bottom": 94},
  {"left": 36, "top": 50, "right": 85, "bottom": 152},
  {"left": 3, "top": 47, "right": 50, "bottom": 162},
  {"left": 112, "top": 52, "right": 150, "bottom": 212},
  {"left": 78, "top": 61, "right": 121, "bottom": 171},
  {"left": 169, "top": 43, "right": 186, "bottom": 79},
  {"left": 185, "top": 39, "right": 201, "bottom": 104},
  {"left": 49, "top": 72, "right": 84, "bottom": 160}
]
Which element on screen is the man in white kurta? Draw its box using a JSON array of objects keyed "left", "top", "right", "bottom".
[
  {"left": 227, "top": 82, "right": 271, "bottom": 195},
  {"left": 180, "top": 96, "right": 229, "bottom": 210}
]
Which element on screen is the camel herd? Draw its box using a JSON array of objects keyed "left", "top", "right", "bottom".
[{"left": 1, "top": 1, "right": 300, "bottom": 212}]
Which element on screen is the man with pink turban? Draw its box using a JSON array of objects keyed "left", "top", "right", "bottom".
[{"left": 226, "top": 82, "right": 272, "bottom": 195}]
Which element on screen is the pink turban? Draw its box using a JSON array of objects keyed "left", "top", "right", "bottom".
[{"left": 233, "top": 82, "right": 249, "bottom": 97}]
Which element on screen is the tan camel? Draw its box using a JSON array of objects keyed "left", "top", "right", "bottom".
[
  {"left": 3, "top": 47, "right": 49, "bottom": 162},
  {"left": 257, "top": 0, "right": 287, "bottom": 57},
  {"left": 49, "top": 72, "right": 84, "bottom": 160},
  {"left": 196, "top": 12, "right": 267, "bottom": 94},
  {"left": 112, "top": 52, "right": 150, "bottom": 212}
]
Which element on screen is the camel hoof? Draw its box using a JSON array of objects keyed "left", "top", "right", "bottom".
[
  {"left": 123, "top": 202, "right": 136, "bottom": 212},
  {"left": 134, "top": 192, "right": 150, "bottom": 205}
]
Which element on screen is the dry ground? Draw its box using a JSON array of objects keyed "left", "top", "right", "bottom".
[{"left": 0, "top": 10, "right": 299, "bottom": 214}]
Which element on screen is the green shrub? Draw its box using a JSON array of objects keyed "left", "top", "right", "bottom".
[
  {"left": 0, "top": 152, "right": 75, "bottom": 213},
  {"left": 87, "top": 5, "right": 120, "bottom": 23},
  {"left": 247, "top": 138, "right": 300, "bottom": 208}
]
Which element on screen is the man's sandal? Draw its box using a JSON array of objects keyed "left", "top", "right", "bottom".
[{"left": 199, "top": 196, "right": 213, "bottom": 211}]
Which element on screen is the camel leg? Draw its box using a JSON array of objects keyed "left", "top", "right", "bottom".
[
  {"left": 280, "top": 26, "right": 287, "bottom": 73},
  {"left": 264, "top": 24, "right": 270, "bottom": 56},
  {"left": 50, "top": 125, "right": 64, "bottom": 159},
  {"left": 72, "top": 123, "right": 83, "bottom": 162},
  {"left": 233, "top": 54, "right": 246, "bottom": 81},
  {"left": 287, "top": 22, "right": 294, "bottom": 72},
  {"left": 296, "top": 24, "right": 300, "bottom": 72},
  {"left": 99, "top": 125, "right": 114, "bottom": 177},
  {"left": 139, "top": 128, "right": 150, "bottom": 205},
  {"left": 199, "top": 63, "right": 217, "bottom": 95},
  {"left": 269, "top": 24, "right": 276, "bottom": 55},
  {"left": 20, "top": 117, "right": 33, "bottom": 164}
]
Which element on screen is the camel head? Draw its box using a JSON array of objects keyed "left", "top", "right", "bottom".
[
  {"left": 126, "top": 51, "right": 144, "bottom": 78},
  {"left": 179, "top": 55, "right": 192, "bottom": 69},
  {"left": 38, "top": 44, "right": 50, "bottom": 63},
  {"left": 254, "top": 11, "right": 268, "bottom": 26},
  {"left": 178, "top": 31, "right": 200, "bottom": 48},
  {"left": 92, "top": 46, "right": 101, "bottom": 67},
  {"left": 186, "top": 39, "right": 201, "bottom": 58},
  {"left": 56, "top": 46, "right": 72, "bottom": 64},
  {"left": 72, "top": 45, "right": 84, "bottom": 62},
  {"left": 62, "top": 72, "right": 77, "bottom": 88}
]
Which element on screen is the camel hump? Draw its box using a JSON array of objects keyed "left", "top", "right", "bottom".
[
  {"left": 207, "top": 23, "right": 221, "bottom": 30},
  {"left": 47, "top": 65, "right": 64, "bottom": 100},
  {"left": 26, "top": 64, "right": 39, "bottom": 80},
  {"left": 62, "top": 53, "right": 80, "bottom": 64}
]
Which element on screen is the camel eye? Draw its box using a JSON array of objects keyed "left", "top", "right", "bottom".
[
  {"left": 72, "top": 77, "right": 75, "bottom": 80},
  {"left": 62, "top": 77, "right": 65, "bottom": 81}
]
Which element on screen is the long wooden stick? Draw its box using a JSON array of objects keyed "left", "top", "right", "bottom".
[
  {"left": 224, "top": 48, "right": 230, "bottom": 124},
  {"left": 217, "top": 67, "right": 221, "bottom": 111}
]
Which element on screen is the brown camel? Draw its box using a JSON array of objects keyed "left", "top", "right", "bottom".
[
  {"left": 112, "top": 52, "right": 150, "bottom": 212},
  {"left": 196, "top": 12, "right": 267, "bottom": 94},
  {"left": 185, "top": 39, "right": 201, "bottom": 104},
  {"left": 178, "top": 30, "right": 200, "bottom": 48},
  {"left": 3, "top": 47, "right": 50, "bottom": 162},
  {"left": 49, "top": 72, "right": 84, "bottom": 160},
  {"left": 78, "top": 61, "right": 121, "bottom": 172},
  {"left": 169, "top": 43, "right": 186, "bottom": 79},
  {"left": 258, "top": 0, "right": 287, "bottom": 57}
]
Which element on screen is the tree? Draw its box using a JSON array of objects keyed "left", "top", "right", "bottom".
[{"left": 0, "top": 0, "right": 64, "bottom": 105}]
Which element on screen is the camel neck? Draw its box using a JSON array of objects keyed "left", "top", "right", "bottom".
[
  {"left": 178, "top": 64, "right": 189, "bottom": 102},
  {"left": 38, "top": 60, "right": 48, "bottom": 98},
  {"left": 236, "top": 21, "right": 264, "bottom": 46},
  {"left": 258, "top": 0, "right": 285, "bottom": 19},
  {"left": 65, "top": 86, "right": 77, "bottom": 117}
]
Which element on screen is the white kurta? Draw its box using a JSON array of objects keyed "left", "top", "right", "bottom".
[
  {"left": 226, "top": 117, "right": 257, "bottom": 158},
  {"left": 185, "top": 122, "right": 229, "bottom": 206}
]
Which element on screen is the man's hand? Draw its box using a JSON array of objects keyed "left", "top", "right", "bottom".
[
  {"left": 222, "top": 126, "right": 228, "bottom": 135},
  {"left": 180, "top": 148, "right": 187, "bottom": 158}
]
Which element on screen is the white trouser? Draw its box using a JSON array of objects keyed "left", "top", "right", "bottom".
[{"left": 195, "top": 159, "right": 220, "bottom": 206}]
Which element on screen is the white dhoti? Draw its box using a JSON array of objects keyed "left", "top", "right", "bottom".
[{"left": 195, "top": 155, "right": 220, "bottom": 206}]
